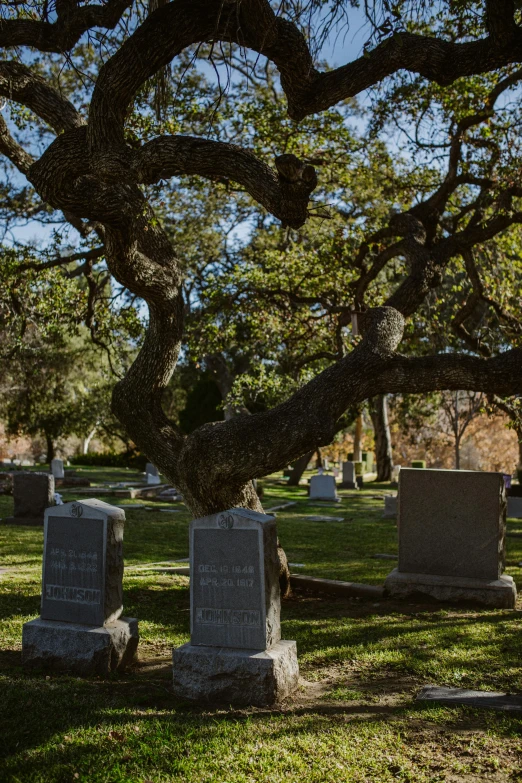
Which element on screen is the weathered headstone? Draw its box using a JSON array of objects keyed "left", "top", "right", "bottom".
[
  {"left": 51, "top": 458, "right": 64, "bottom": 479},
  {"left": 146, "top": 462, "right": 161, "bottom": 485},
  {"left": 382, "top": 495, "right": 397, "bottom": 518},
  {"left": 22, "top": 499, "right": 138, "bottom": 674},
  {"left": 172, "top": 508, "right": 299, "bottom": 706},
  {"left": 2, "top": 472, "right": 55, "bottom": 526},
  {"left": 309, "top": 474, "right": 339, "bottom": 502},
  {"left": 385, "top": 468, "right": 516, "bottom": 607},
  {"left": 508, "top": 496, "right": 522, "bottom": 519},
  {"left": 391, "top": 465, "right": 401, "bottom": 483},
  {"left": 341, "top": 461, "right": 358, "bottom": 490}
]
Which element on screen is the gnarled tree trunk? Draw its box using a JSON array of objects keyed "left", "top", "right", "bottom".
[
  {"left": 5, "top": 0, "right": 522, "bottom": 607},
  {"left": 369, "top": 394, "right": 393, "bottom": 481},
  {"left": 287, "top": 451, "right": 314, "bottom": 486}
]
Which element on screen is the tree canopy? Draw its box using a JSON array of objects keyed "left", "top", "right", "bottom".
[{"left": 1, "top": 0, "right": 521, "bottom": 517}]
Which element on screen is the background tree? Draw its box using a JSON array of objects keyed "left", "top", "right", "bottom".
[{"left": 0, "top": 1, "right": 522, "bottom": 559}]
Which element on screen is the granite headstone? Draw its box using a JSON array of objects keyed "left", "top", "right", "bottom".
[
  {"left": 341, "top": 461, "right": 358, "bottom": 490},
  {"left": 51, "top": 458, "right": 64, "bottom": 479},
  {"left": 2, "top": 472, "right": 54, "bottom": 526},
  {"left": 146, "top": 463, "right": 160, "bottom": 485},
  {"left": 191, "top": 508, "right": 280, "bottom": 650},
  {"left": 385, "top": 468, "right": 516, "bottom": 607},
  {"left": 23, "top": 499, "right": 138, "bottom": 674},
  {"left": 383, "top": 495, "right": 397, "bottom": 518},
  {"left": 172, "top": 508, "right": 298, "bottom": 706},
  {"left": 309, "top": 474, "right": 338, "bottom": 501}
]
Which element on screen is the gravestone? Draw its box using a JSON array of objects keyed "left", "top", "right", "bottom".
[
  {"left": 382, "top": 495, "right": 397, "bottom": 518},
  {"left": 51, "top": 458, "right": 64, "bottom": 479},
  {"left": 22, "top": 499, "right": 138, "bottom": 674},
  {"left": 172, "top": 508, "right": 299, "bottom": 706},
  {"left": 309, "top": 474, "right": 339, "bottom": 502},
  {"left": 508, "top": 497, "right": 522, "bottom": 519},
  {"left": 341, "top": 461, "right": 358, "bottom": 490},
  {"left": 2, "top": 472, "right": 55, "bottom": 526},
  {"left": 146, "top": 462, "right": 161, "bottom": 485},
  {"left": 385, "top": 468, "right": 516, "bottom": 607}
]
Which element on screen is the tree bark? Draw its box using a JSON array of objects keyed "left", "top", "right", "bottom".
[
  {"left": 45, "top": 433, "right": 55, "bottom": 464},
  {"left": 287, "top": 451, "right": 314, "bottom": 486},
  {"left": 353, "top": 413, "right": 363, "bottom": 462},
  {"left": 369, "top": 394, "right": 393, "bottom": 481},
  {"left": 83, "top": 426, "right": 97, "bottom": 455}
]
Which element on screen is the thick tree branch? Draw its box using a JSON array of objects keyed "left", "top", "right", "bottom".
[
  {"left": 176, "top": 307, "right": 522, "bottom": 497},
  {"left": 0, "top": 60, "right": 82, "bottom": 133},
  {"left": 0, "top": 0, "right": 132, "bottom": 52}
]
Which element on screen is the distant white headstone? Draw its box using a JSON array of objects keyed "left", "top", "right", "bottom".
[
  {"left": 309, "top": 474, "right": 338, "bottom": 501},
  {"left": 146, "top": 463, "right": 160, "bottom": 484},
  {"left": 51, "top": 459, "right": 64, "bottom": 479}
]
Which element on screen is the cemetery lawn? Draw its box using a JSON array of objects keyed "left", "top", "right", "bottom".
[{"left": 1, "top": 470, "right": 522, "bottom": 782}]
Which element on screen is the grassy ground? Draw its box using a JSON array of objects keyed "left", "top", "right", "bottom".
[{"left": 1, "top": 469, "right": 522, "bottom": 782}]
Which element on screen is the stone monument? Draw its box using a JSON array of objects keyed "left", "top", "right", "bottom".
[
  {"left": 385, "top": 468, "right": 516, "bottom": 607},
  {"left": 51, "top": 458, "right": 64, "bottom": 479},
  {"left": 172, "top": 508, "right": 299, "bottom": 706},
  {"left": 2, "top": 472, "right": 55, "bottom": 526},
  {"left": 383, "top": 495, "right": 397, "bottom": 518},
  {"left": 146, "top": 462, "right": 161, "bottom": 485},
  {"left": 22, "top": 499, "right": 138, "bottom": 674},
  {"left": 309, "top": 474, "right": 339, "bottom": 502},
  {"left": 341, "top": 461, "right": 358, "bottom": 490},
  {"left": 508, "top": 496, "right": 522, "bottom": 519}
]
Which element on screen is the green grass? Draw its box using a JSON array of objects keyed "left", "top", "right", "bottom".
[{"left": 2, "top": 470, "right": 522, "bottom": 782}]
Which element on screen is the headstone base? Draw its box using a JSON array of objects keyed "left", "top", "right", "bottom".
[
  {"left": 385, "top": 568, "right": 516, "bottom": 608},
  {"left": 22, "top": 617, "right": 139, "bottom": 675},
  {"left": 172, "top": 640, "right": 299, "bottom": 707},
  {"left": 339, "top": 481, "right": 358, "bottom": 490},
  {"left": 2, "top": 516, "right": 44, "bottom": 526}
]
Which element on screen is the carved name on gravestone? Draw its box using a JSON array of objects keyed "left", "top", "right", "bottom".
[
  {"left": 309, "top": 474, "right": 338, "bottom": 501},
  {"left": 51, "top": 458, "right": 64, "bottom": 479},
  {"left": 2, "top": 472, "right": 54, "bottom": 526},
  {"left": 191, "top": 508, "right": 280, "bottom": 650},
  {"left": 41, "top": 499, "right": 123, "bottom": 626}
]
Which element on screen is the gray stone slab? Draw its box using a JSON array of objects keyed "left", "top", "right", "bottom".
[
  {"left": 264, "top": 502, "right": 297, "bottom": 513},
  {"left": 385, "top": 568, "right": 516, "bottom": 608},
  {"left": 508, "top": 497, "right": 522, "bottom": 519},
  {"left": 145, "top": 462, "right": 159, "bottom": 477},
  {"left": 340, "top": 461, "right": 358, "bottom": 490},
  {"left": 290, "top": 574, "right": 384, "bottom": 599},
  {"left": 51, "top": 459, "right": 64, "bottom": 479},
  {"left": 2, "top": 471, "right": 55, "bottom": 526},
  {"left": 306, "top": 515, "right": 345, "bottom": 522},
  {"left": 190, "top": 508, "right": 280, "bottom": 651},
  {"left": 417, "top": 685, "right": 522, "bottom": 712},
  {"left": 398, "top": 468, "right": 505, "bottom": 580},
  {"left": 383, "top": 495, "right": 398, "bottom": 518},
  {"left": 309, "top": 474, "right": 338, "bottom": 501},
  {"left": 172, "top": 640, "right": 299, "bottom": 707},
  {"left": 22, "top": 617, "right": 138, "bottom": 675},
  {"left": 41, "top": 499, "right": 125, "bottom": 626}
]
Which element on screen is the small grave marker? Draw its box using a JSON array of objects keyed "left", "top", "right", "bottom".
[{"left": 23, "top": 499, "right": 138, "bottom": 675}]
